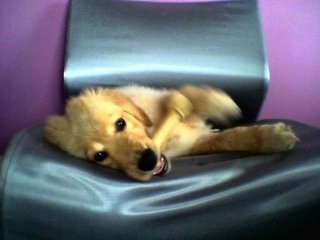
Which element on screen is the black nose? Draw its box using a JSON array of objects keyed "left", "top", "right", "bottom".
[{"left": 138, "top": 148, "right": 158, "bottom": 172}]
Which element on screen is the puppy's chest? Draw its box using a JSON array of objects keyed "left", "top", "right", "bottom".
[
  {"left": 160, "top": 133, "right": 196, "bottom": 158},
  {"left": 162, "top": 135, "right": 180, "bottom": 153},
  {"left": 146, "top": 126, "right": 181, "bottom": 156}
]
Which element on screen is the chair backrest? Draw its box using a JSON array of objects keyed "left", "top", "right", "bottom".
[{"left": 64, "top": 0, "right": 268, "bottom": 123}]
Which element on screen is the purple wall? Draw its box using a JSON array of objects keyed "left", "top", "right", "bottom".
[
  {"left": 0, "top": 0, "right": 68, "bottom": 153},
  {"left": 0, "top": 0, "right": 319, "bottom": 154},
  {"left": 259, "top": 0, "right": 320, "bottom": 127}
]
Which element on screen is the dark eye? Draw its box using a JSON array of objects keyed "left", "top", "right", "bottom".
[
  {"left": 93, "top": 151, "right": 108, "bottom": 162},
  {"left": 115, "top": 118, "right": 126, "bottom": 132}
]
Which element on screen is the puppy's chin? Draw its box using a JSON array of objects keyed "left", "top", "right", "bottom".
[{"left": 126, "top": 170, "right": 154, "bottom": 182}]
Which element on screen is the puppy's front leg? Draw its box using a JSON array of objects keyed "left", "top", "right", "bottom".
[{"left": 190, "top": 122, "right": 299, "bottom": 154}]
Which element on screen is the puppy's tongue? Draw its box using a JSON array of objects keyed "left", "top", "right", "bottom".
[{"left": 153, "top": 154, "right": 169, "bottom": 176}]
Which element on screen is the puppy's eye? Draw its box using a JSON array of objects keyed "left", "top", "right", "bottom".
[
  {"left": 115, "top": 118, "right": 126, "bottom": 132},
  {"left": 93, "top": 151, "right": 108, "bottom": 162}
]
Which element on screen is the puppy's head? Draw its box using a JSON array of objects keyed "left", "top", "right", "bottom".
[{"left": 45, "top": 88, "right": 167, "bottom": 181}]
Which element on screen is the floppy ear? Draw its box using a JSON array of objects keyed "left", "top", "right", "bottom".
[
  {"left": 101, "top": 89, "right": 153, "bottom": 127},
  {"left": 121, "top": 100, "right": 152, "bottom": 127},
  {"left": 44, "top": 115, "right": 71, "bottom": 150}
]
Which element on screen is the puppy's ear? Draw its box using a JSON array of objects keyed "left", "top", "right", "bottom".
[
  {"left": 101, "top": 89, "right": 153, "bottom": 127},
  {"left": 124, "top": 104, "right": 152, "bottom": 127},
  {"left": 44, "top": 115, "right": 71, "bottom": 150}
]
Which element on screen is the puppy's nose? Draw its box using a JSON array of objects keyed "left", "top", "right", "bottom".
[{"left": 138, "top": 148, "right": 158, "bottom": 172}]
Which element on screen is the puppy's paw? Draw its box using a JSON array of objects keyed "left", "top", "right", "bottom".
[
  {"left": 258, "top": 123, "right": 299, "bottom": 152},
  {"left": 207, "top": 89, "right": 241, "bottom": 124},
  {"left": 178, "top": 85, "right": 241, "bottom": 125}
]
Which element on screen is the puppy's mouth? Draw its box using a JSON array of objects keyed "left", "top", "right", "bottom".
[{"left": 153, "top": 154, "right": 170, "bottom": 177}]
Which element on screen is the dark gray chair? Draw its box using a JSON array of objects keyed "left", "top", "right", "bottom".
[{"left": 1, "top": 0, "right": 320, "bottom": 239}]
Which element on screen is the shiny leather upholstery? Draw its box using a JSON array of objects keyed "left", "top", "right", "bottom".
[
  {"left": 1, "top": 0, "right": 320, "bottom": 239},
  {"left": 1, "top": 121, "right": 320, "bottom": 239}
]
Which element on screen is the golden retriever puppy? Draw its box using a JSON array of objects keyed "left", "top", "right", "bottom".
[{"left": 44, "top": 85, "right": 299, "bottom": 181}]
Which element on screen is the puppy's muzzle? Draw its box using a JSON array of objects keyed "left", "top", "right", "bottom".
[{"left": 138, "top": 148, "right": 170, "bottom": 176}]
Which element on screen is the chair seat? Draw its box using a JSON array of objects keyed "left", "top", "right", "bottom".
[{"left": 1, "top": 119, "right": 320, "bottom": 239}]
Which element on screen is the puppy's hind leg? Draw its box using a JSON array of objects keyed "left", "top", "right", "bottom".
[{"left": 190, "top": 122, "right": 299, "bottom": 155}]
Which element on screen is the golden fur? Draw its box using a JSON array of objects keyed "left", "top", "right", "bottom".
[{"left": 45, "top": 85, "right": 298, "bottom": 181}]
